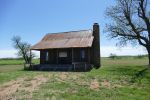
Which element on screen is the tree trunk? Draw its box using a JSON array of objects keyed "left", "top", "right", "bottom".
[
  {"left": 148, "top": 52, "right": 150, "bottom": 67},
  {"left": 146, "top": 47, "right": 150, "bottom": 67}
]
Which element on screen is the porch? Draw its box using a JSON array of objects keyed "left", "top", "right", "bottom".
[{"left": 29, "top": 47, "right": 94, "bottom": 71}]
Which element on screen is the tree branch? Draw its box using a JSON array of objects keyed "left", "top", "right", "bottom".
[
  {"left": 138, "top": 0, "right": 150, "bottom": 40},
  {"left": 107, "top": 24, "right": 147, "bottom": 46},
  {"left": 122, "top": 1, "right": 149, "bottom": 45}
]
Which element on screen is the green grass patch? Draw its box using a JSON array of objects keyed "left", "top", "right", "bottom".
[
  {"left": 102, "top": 57, "right": 148, "bottom": 66},
  {"left": 0, "top": 59, "right": 39, "bottom": 65}
]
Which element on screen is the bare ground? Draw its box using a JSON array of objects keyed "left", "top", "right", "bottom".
[
  {"left": 0, "top": 75, "right": 49, "bottom": 100},
  {"left": 90, "top": 79, "right": 100, "bottom": 90}
]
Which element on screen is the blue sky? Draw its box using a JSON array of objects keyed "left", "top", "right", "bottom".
[{"left": 0, "top": 0, "right": 147, "bottom": 57}]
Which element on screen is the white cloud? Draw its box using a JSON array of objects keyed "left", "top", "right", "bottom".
[
  {"left": 0, "top": 50, "right": 17, "bottom": 58},
  {"left": 0, "top": 50, "right": 40, "bottom": 58},
  {"left": 0, "top": 46, "right": 147, "bottom": 58}
]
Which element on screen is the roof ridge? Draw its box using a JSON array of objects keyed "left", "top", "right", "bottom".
[
  {"left": 43, "top": 36, "right": 94, "bottom": 41},
  {"left": 46, "top": 29, "right": 92, "bottom": 35}
]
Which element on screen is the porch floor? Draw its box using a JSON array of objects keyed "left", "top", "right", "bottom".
[{"left": 30, "top": 64, "right": 93, "bottom": 72}]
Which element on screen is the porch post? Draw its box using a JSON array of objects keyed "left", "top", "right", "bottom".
[
  {"left": 88, "top": 48, "right": 90, "bottom": 64},
  {"left": 72, "top": 48, "right": 75, "bottom": 71},
  {"left": 72, "top": 48, "right": 74, "bottom": 63},
  {"left": 30, "top": 49, "right": 32, "bottom": 67},
  {"left": 57, "top": 49, "right": 58, "bottom": 64}
]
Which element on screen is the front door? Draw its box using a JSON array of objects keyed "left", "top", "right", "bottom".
[{"left": 58, "top": 49, "right": 71, "bottom": 64}]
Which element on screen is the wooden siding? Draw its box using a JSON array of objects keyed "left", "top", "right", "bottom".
[
  {"left": 58, "top": 49, "right": 72, "bottom": 64},
  {"left": 73, "top": 48, "right": 88, "bottom": 62}
]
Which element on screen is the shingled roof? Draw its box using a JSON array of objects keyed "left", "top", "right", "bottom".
[{"left": 31, "top": 30, "right": 94, "bottom": 50}]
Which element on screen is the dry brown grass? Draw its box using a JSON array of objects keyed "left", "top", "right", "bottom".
[{"left": 0, "top": 75, "right": 49, "bottom": 100}]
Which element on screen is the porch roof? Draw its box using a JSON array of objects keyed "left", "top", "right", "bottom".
[{"left": 31, "top": 30, "right": 94, "bottom": 50}]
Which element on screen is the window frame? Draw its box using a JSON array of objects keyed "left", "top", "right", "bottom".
[
  {"left": 59, "top": 51, "right": 68, "bottom": 58},
  {"left": 81, "top": 49, "right": 85, "bottom": 59},
  {"left": 45, "top": 51, "right": 49, "bottom": 61}
]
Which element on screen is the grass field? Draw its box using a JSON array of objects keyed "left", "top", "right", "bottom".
[
  {"left": 0, "top": 59, "right": 39, "bottom": 65},
  {"left": 0, "top": 57, "right": 150, "bottom": 100}
]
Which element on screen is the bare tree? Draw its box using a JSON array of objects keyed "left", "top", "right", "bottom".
[
  {"left": 12, "top": 36, "right": 35, "bottom": 64},
  {"left": 105, "top": 0, "right": 150, "bottom": 66}
]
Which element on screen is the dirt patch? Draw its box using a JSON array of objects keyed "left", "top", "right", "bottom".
[
  {"left": 0, "top": 78, "right": 25, "bottom": 100},
  {"left": 59, "top": 73, "right": 68, "bottom": 80},
  {"left": 90, "top": 79, "right": 100, "bottom": 90},
  {"left": 90, "top": 79, "right": 122, "bottom": 89},
  {"left": 101, "top": 80, "right": 110, "bottom": 87},
  {"left": 51, "top": 96, "right": 57, "bottom": 100},
  {"left": 0, "top": 75, "right": 49, "bottom": 100},
  {"left": 20, "top": 75, "right": 48, "bottom": 92}
]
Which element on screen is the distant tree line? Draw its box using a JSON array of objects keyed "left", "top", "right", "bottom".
[{"left": 109, "top": 53, "right": 148, "bottom": 59}]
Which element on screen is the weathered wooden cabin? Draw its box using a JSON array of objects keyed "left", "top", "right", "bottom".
[{"left": 31, "top": 23, "right": 100, "bottom": 71}]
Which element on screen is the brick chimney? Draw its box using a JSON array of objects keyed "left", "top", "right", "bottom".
[{"left": 92, "top": 23, "right": 101, "bottom": 68}]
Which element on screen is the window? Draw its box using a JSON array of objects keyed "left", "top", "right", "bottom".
[
  {"left": 81, "top": 50, "right": 85, "bottom": 59},
  {"left": 59, "top": 52, "right": 67, "bottom": 57},
  {"left": 46, "top": 52, "right": 49, "bottom": 61}
]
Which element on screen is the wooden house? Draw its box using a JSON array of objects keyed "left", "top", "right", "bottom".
[{"left": 30, "top": 23, "right": 100, "bottom": 71}]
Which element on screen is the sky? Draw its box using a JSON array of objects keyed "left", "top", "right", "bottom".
[{"left": 0, "top": 0, "right": 147, "bottom": 58}]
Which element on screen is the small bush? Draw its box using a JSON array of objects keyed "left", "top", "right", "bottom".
[
  {"left": 134, "top": 55, "right": 147, "bottom": 59},
  {"left": 109, "top": 53, "right": 117, "bottom": 60}
]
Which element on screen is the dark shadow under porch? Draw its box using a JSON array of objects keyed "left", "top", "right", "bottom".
[{"left": 27, "top": 63, "right": 93, "bottom": 72}]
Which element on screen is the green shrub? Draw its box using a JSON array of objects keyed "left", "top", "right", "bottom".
[{"left": 109, "top": 53, "right": 117, "bottom": 60}]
